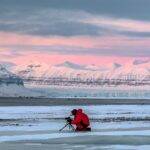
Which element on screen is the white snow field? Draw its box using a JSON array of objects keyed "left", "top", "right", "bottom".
[
  {"left": 27, "top": 84, "right": 150, "bottom": 99},
  {"left": 0, "top": 84, "right": 42, "bottom": 97},
  {"left": 0, "top": 105, "right": 150, "bottom": 150}
]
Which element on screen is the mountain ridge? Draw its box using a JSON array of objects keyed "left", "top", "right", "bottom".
[{"left": 11, "top": 60, "right": 150, "bottom": 84}]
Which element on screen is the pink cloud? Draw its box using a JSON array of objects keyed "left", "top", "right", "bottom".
[
  {"left": 83, "top": 16, "right": 150, "bottom": 32},
  {"left": 0, "top": 32, "right": 149, "bottom": 66},
  {"left": 0, "top": 32, "right": 95, "bottom": 48},
  {"left": 1, "top": 32, "right": 150, "bottom": 49}
]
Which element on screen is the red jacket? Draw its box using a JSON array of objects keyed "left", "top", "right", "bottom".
[{"left": 71, "top": 109, "right": 90, "bottom": 130}]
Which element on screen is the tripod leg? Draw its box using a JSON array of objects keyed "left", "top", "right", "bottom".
[
  {"left": 68, "top": 124, "right": 75, "bottom": 131},
  {"left": 59, "top": 123, "right": 69, "bottom": 132}
]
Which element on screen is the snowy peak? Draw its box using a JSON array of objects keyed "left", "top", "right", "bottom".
[
  {"left": 24, "top": 61, "right": 44, "bottom": 70},
  {"left": 55, "top": 61, "right": 122, "bottom": 71},
  {"left": 0, "top": 61, "right": 16, "bottom": 70},
  {"left": 85, "top": 64, "right": 100, "bottom": 71},
  {"left": 112, "top": 63, "right": 122, "bottom": 69},
  {"left": 101, "top": 63, "right": 122, "bottom": 71},
  {"left": 20, "top": 61, "right": 49, "bottom": 70},
  {"left": 27, "top": 64, "right": 41, "bottom": 69},
  {"left": 55, "top": 61, "right": 85, "bottom": 70},
  {"left": 133, "top": 59, "right": 150, "bottom": 65},
  {"left": 13, "top": 62, "right": 51, "bottom": 78},
  {"left": 0, "top": 64, "right": 23, "bottom": 86},
  {"left": 10, "top": 59, "right": 150, "bottom": 84},
  {"left": 0, "top": 64, "right": 14, "bottom": 77}
]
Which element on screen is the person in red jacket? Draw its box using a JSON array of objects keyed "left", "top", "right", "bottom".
[{"left": 70, "top": 109, "right": 91, "bottom": 131}]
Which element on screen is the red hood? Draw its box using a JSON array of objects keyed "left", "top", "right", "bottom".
[{"left": 77, "top": 109, "right": 83, "bottom": 114}]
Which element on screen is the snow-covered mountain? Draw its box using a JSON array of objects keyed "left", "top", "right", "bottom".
[
  {"left": 0, "top": 64, "right": 23, "bottom": 86},
  {"left": 0, "top": 61, "right": 16, "bottom": 70},
  {"left": 56, "top": 61, "right": 85, "bottom": 70},
  {"left": 1, "top": 60, "right": 149, "bottom": 98},
  {"left": 12, "top": 61, "right": 121, "bottom": 79},
  {"left": 12, "top": 60, "right": 150, "bottom": 86},
  {"left": 0, "top": 64, "right": 44, "bottom": 97},
  {"left": 133, "top": 59, "right": 150, "bottom": 65}
]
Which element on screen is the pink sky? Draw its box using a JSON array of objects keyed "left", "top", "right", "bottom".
[
  {"left": 0, "top": 1, "right": 150, "bottom": 67},
  {"left": 0, "top": 32, "right": 149, "bottom": 66},
  {"left": 12, "top": 53, "right": 135, "bottom": 66},
  {"left": 1, "top": 32, "right": 150, "bottom": 47}
]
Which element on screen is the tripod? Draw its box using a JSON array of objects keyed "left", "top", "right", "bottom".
[{"left": 59, "top": 122, "right": 75, "bottom": 132}]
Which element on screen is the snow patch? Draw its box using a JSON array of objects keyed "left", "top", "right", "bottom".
[{"left": 0, "top": 84, "right": 41, "bottom": 97}]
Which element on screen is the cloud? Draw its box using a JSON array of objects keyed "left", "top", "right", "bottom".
[
  {"left": 0, "top": 8, "right": 103, "bottom": 36},
  {"left": 1, "top": 44, "right": 150, "bottom": 57},
  {"left": 0, "top": 0, "right": 150, "bottom": 59},
  {"left": 1, "top": 0, "right": 150, "bottom": 21},
  {"left": 82, "top": 16, "right": 150, "bottom": 33},
  {"left": 0, "top": 32, "right": 150, "bottom": 57},
  {"left": 0, "top": 1, "right": 150, "bottom": 37}
]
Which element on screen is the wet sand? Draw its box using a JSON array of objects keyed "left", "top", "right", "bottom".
[{"left": 0, "top": 97, "right": 149, "bottom": 106}]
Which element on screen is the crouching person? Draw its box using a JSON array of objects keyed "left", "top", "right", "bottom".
[{"left": 69, "top": 109, "right": 91, "bottom": 132}]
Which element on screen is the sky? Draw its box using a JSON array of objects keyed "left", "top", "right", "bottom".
[{"left": 0, "top": 0, "right": 150, "bottom": 66}]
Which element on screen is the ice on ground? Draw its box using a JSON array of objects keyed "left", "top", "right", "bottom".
[
  {"left": 0, "top": 105, "right": 150, "bottom": 149},
  {"left": 0, "top": 105, "right": 150, "bottom": 119},
  {"left": 0, "top": 105, "right": 150, "bottom": 132},
  {"left": 0, "top": 84, "right": 42, "bottom": 97},
  {"left": 27, "top": 84, "right": 150, "bottom": 99},
  {"left": 0, "top": 130, "right": 150, "bottom": 143},
  {"left": 0, "top": 83, "right": 150, "bottom": 98}
]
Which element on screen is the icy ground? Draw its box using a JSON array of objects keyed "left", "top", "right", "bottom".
[
  {"left": 0, "top": 83, "right": 150, "bottom": 99},
  {"left": 0, "top": 84, "right": 42, "bottom": 97},
  {"left": 0, "top": 105, "right": 150, "bottom": 149},
  {"left": 27, "top": 84, "right": 150, "bottom": 99}
]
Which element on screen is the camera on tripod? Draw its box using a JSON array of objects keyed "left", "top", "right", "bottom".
[
  {"left": 59, "top": 116, "right": 74, "bottom": 132},
  {"left": 65, "top": 117, "right": 72, "bottom": 124}
]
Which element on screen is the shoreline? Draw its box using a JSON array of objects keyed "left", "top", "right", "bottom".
[{"left": 0, "top": 97, "right": 149, "bottom": 106}]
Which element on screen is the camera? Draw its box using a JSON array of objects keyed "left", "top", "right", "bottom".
[
  {"left": 65, "top": 117, "right": 71, "bottom": 120},
  {"left": 65, "top": 117, "right": 72, "bottom": 123}
]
